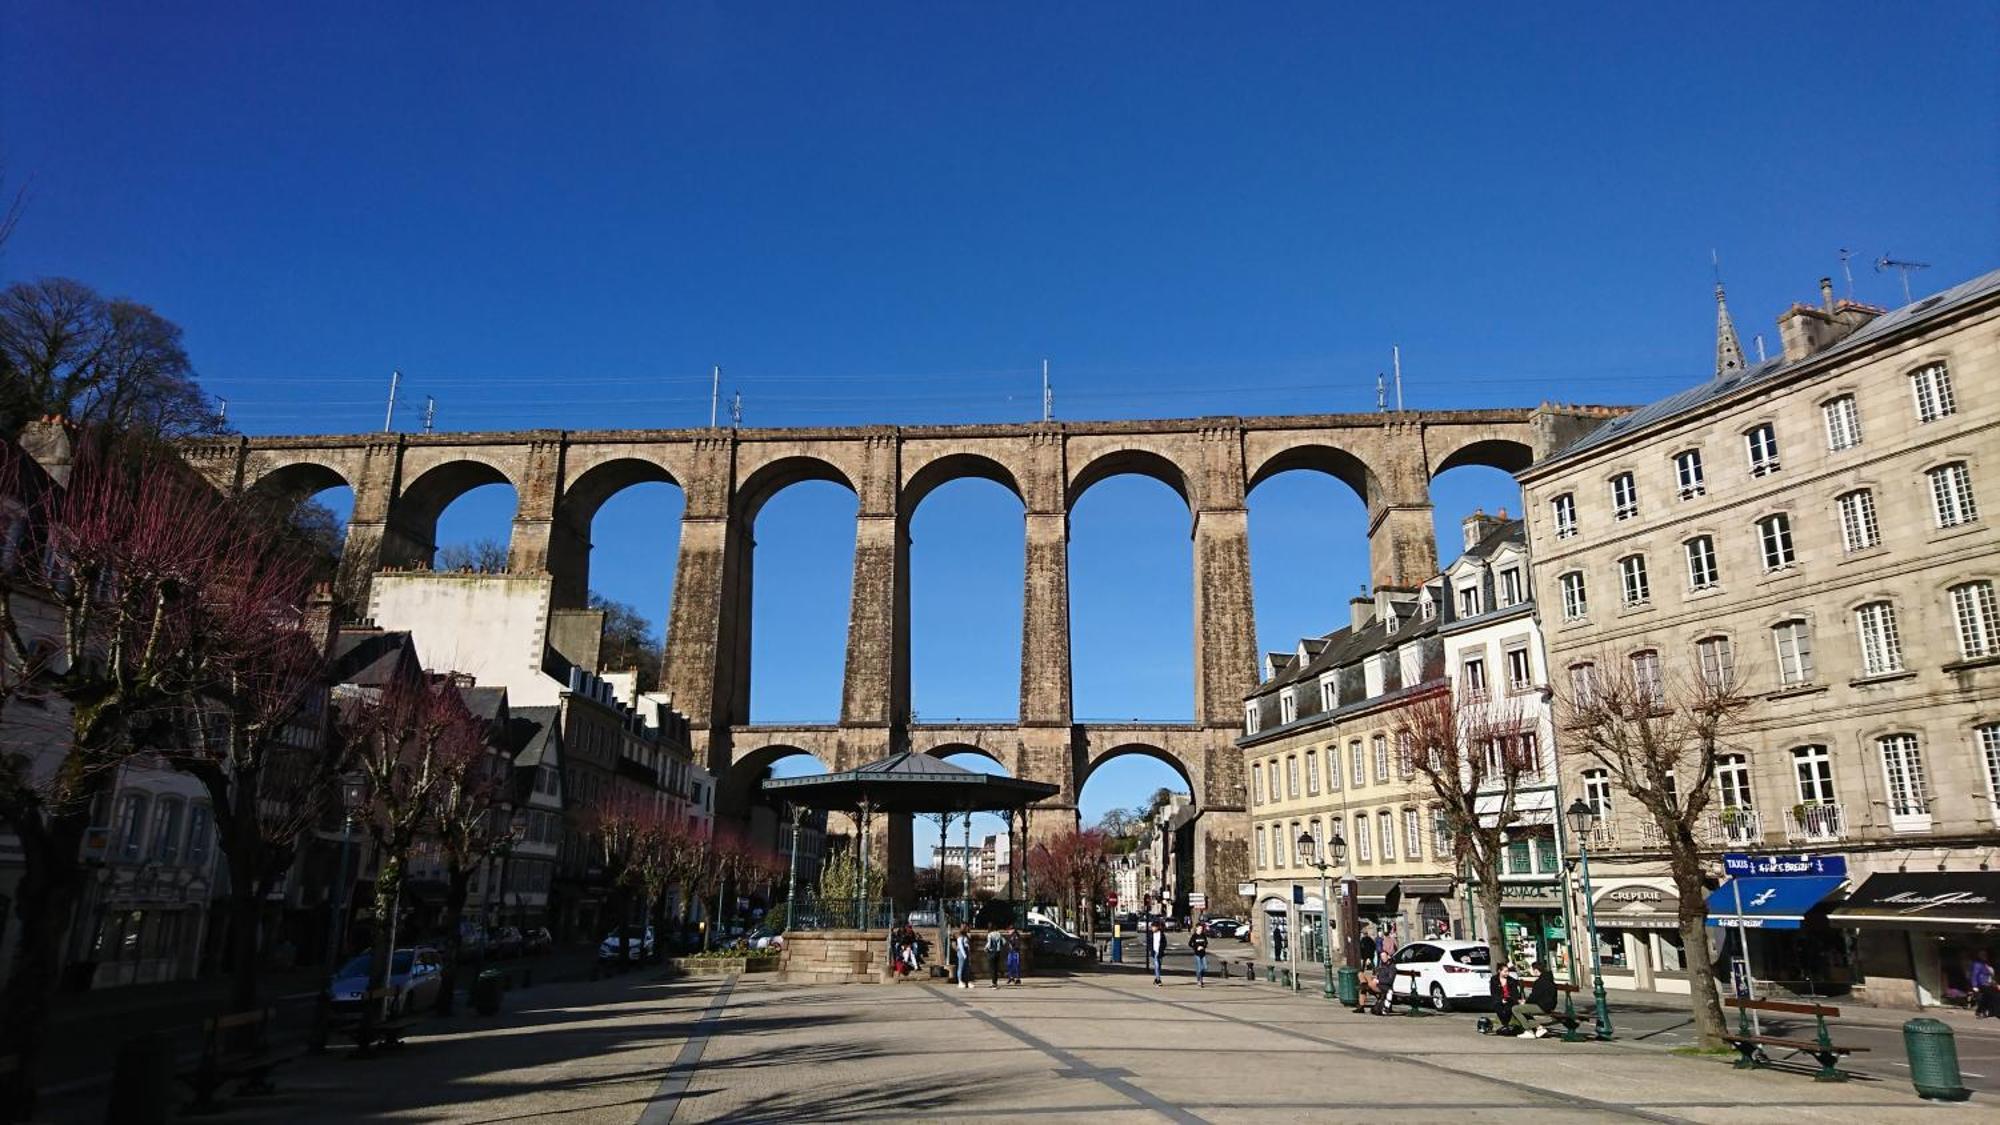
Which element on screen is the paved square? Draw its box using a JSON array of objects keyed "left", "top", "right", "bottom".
[{"left": 51, "top": 968, "right": 1990, "bottom": 1123}]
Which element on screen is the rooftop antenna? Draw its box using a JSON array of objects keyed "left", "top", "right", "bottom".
[
  {"left": 730, "top": 390, "right": 742, "bottom": 428},
  {"left": 1041, "top": 358, "right": 1052, "bottom": 422},
  {"left": 216, "top": 397, "right": 227, "bottom": 424},
  {"left": 383, "top": 369, "right": 401, "bottom": 433},
  {"left": 1755, "top": 334, "right": 1767, "bottom": 362},
  {"left": 1392, "top": 345, "right": 1404, "bottom": 411},
  {"left": 422, "top": 395, "right": 436, "bottom": 434},
  {"left": 709, "top": 365, "right": 721, "bottom": 428},
  {"left": 1375, "top": 372, "right": 1387, "bottom": 412},
  {"left": 1838, "top": 248, "right": 1856, "bottom": 299},
  {"left": 1875, "top": 255, "right": 1931, "bottom": 305}
]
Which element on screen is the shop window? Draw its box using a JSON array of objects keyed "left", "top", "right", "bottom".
[{"left": 1506, "top": 837, "right": 1531, "bottom": 875}]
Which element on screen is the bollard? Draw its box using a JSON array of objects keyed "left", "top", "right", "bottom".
[
  {"left": 105, "top": 1032, "right": 172, "bottom": 1125},
  {"left": 1902, "top": 1018, "right": 1971, "bottom": 1101},
  {"left": 1110, "top": 936, "right": 1123, "bottom": 964}
]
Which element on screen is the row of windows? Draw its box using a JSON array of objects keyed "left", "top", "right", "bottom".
[
  {"left": 1557, "top": 464, "right": 1981, "bottom": 621},
  {"left": 1252, "top": 735, "right": 1405, "bottom": 804},
  {"left": 1567, "top": 582, "right": 1998, "bottom": 703},
  {"left": 1551, "top": 362, "right": 1960, "bottom": 539},
  {"left": 111, "top": 792, "right": 213, "bottom": 868},
  {"left": 1254, "top": 807, "right": 1431, "bottom": 870},
  {"left": 1580, "top": 723, "right": 2000, "bottom": 830}
]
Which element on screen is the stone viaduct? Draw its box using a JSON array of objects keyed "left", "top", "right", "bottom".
[{"left": 184, "top": 406, "right": 1609, "bottom": 905}]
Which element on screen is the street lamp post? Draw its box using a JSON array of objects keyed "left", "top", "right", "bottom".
[
  {"left": 323, "top": 773, "right": 367, "bottom": 966},
  {"left": 1296, "top": 828, "right": 1347, "bottom": 1000},
  {"left": 784, "top": 803, "right": 805, "bottom": 931},
  {"left": 1564, "top": 798, "right": 1614, "bottom": 1040}
]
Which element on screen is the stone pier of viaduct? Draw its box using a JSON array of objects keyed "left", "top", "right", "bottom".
[{"left": 184, "top": 406, "right": 1614, "bottom": 906}]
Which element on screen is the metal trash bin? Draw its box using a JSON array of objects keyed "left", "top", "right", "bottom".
[
  {"left": 471, "top": 968, "right": 507, "bottom": 1016},
  {"left": 106, "top": 1032, "right": 172, "bottom": 1125},
  {"left": 1902, "top": 1018, "right": 1970, "bottom": 1101},
  {"left": 1336, "top": 966, "right": 1360, "bottom": 1007}
]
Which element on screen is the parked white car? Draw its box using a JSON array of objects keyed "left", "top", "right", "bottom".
[
  {"left": 597, "top": 926, "right": 656, "bottom": 963},
  {"left": 1387, "top": 940, "right": 1493, "bottom": 1011}
]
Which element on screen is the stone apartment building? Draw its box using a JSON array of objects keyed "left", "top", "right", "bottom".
[{"left": 1517, "top": 268, "right": 2000, "bottom": 1006}]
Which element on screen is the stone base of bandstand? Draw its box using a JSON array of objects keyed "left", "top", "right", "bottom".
[{"left": 779, "top": 930, "right": 893, "bottom": 984}]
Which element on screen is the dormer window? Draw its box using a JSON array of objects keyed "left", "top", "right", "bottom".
[
  {"left": 1458, "top": 584, "right": 1482, "bottom": 618},
  {"left": 1244, "top": 703, "right": 1261, "bottom": 735},
  {"left": 1279, "top": 690, "right": 1298, "bottom": 725},
  {"left": 1385, "top": 611, "right": 1400, "bottom": 634},
  {"left": 1498, "top": 567, "right": 1524, "bottom": 608}
]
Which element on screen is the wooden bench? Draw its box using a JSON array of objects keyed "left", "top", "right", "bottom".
[
  {"left": 179, "top": 1007, "right": 294, "bottom": 1114},
  {"left": 1530, "top": 981, "right": 1589, "bottom": 1041},
  {"left": 1721, "top": 997, "right": 1866, "bottom": 1082},
  {"left": 347, "top": 988, "right": 423, "bottom": 1057}
]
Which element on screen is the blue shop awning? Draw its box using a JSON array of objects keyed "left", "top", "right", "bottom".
[{"left": 1705, "top": 876, "right": 1845, "bottom": 930}]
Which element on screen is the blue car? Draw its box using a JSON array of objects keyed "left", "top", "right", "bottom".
[{"left": 327, "top": 947, "right": 444, "bottom": 1018}]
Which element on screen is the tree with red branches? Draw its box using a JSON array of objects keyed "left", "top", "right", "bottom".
[
  {"left": 0, "top": 430, "right": 318, "bottom": 1119},
  {"left": 337, "top": 676, "right": 483, "bottom": 1028},
  {"left": 1025, "top": 827, "right": 1112, "bottom": 939},
  {"left": 426, "top": 685, "right": 508, "bottom": 1012},
  {"left": 1393, "top": 684, "right": 1537, "bottom": 950}
]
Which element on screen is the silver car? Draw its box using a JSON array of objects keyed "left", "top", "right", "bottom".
[{"left": 327, "top": 947, "right": 444, "bottom": 1018}]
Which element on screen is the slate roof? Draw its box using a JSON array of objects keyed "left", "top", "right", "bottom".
[
  {"left": 1460, "top": 518, "right": 1525, "bottom": 562},
  {"left": 508, "top": 705, "right": 560, "bottom": 768},
  {"left": 1547, "top": 267, "right": 2000, "bottom": 466},
  {"left": 459, "top": 686, "right": 508, "bottom": 724},
  {"left": 329, "top": 629, "right": 420, "bottom": 688},
  {"left": 1252, "top": 605, "right": 1439, "bottom": 699}
]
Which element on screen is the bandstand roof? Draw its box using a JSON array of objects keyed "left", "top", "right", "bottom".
[{"left": 759, "top": 751, "right": 1059, "bottom": 815}]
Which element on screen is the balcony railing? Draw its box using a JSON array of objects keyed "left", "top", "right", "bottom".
[
  {"left": 1784, "top": 803, "right": 1846, "bottom": 844},
  {"left": 1712, "top": 808, "right": 1763, "bottom": 846}
]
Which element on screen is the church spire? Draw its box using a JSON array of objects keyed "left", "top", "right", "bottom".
[{"left": 1714, "top": 282, "right": 1747, "bottom": 376}]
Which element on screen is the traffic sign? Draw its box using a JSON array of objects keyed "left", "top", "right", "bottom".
[
  {"left": 1188, "top": 892, "right": 1208, "bottom": 910},
  {"left": 1107, "top": 893, "right": 1118, "bottom": 906},
  {"left": 1722, "top": 853, "right": 1847, "bottom": 879}
]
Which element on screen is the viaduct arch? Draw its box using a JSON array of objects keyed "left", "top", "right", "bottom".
[{"left": 183, "top": 407, "right": 1615, "bottom": 907}]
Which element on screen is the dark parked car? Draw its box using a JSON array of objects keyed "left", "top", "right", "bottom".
[
  {"left": 522, "top": 927, "right": 554, "bottom": 955},
  {"left": 1026, "top": 922, "right": 1097, "bottom": 961},
  {"left": 490, "top": 926, "right": 525, "bottom": 959},
  {"left": 326, "top": 947, "right": 444, "bottom": 1019}
]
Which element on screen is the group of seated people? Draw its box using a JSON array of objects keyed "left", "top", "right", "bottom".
[{"left": 1356, "top": 953, "right": 1565, "bottom": 1036}]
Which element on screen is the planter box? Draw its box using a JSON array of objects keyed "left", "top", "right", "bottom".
[{"left": 669, "top": 955, "right": 779, "bottom": 975}]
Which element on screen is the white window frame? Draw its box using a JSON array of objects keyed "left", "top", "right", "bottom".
[
  {"left": 1552, "top": 493, "right": 1578, "bottom": 540},
  {"left": 1245, "top": 703, "right": 1260, "bottom": 735},
  {"left": 1255, "top": 825, "right": 1267, "bottom": 869},
  {"left": 1930, "top": 463, "right": 1979, "bottom": 528},
  {"left": 1559, "top": 571, "right": 1588, "bottom": 621},
  {"left": 1619, "top": 554, "right": 1651, "bottom": 606},
  {"left": 1877, "top": 733, "right": 1930, "bottom": 831},
  {"left": 1319, "top": 676, "right": 1339, "bottom": 711},
  {"left": 1458, "top": 583, "right": 1482, "bottom": 618},
  {"left": 1952, "top": 581, "right": 1999, "bottom": 660},
  {"left": 1505, "top": 645, "right": 1533, "bottom": 691},
  {"left": 1674, "top": 449, "right": 1706, "bottom": 498},
  {"left": 1372, "top": 734, "right": 1390, "bottom": 783},
  {"left": 1696, "top": 635, "right": 1734, "bottom": 690},
  {"left": 1792, "top": 744, "right": 1836, "bottom": 805},
  {"left": 1567, "top": 661, "right": 1598, "bottom": 704},
  {"left": 1630, "top": 649, "right": 1662, "bottom": 705},
  {"left": 1499, "top": 567, "right": 1524, "bottom": 608},
  {"left": 1404, "top": 809, "right": 1423, "bottom": 858},
  {"left": 1280, "top": 690, "right": 1298, "bottom": 725},
  {"left": 1355, "top": 812, "right": 1372, "bottom": 861},
  {"left": 1461, "top": 656, "right": 1487, "bottom": 699},
  {"left": 1685, "top": 535, "right": 1719, "bottom": 591},
  {"left": 1326, "top": 742, "right": 1342, "bottom": 790},
  {"left": 1582, "top": 768, "right": 1613, "bottom": 816},
  {"left": 1378, "top": 809, "right": 1396, "bottom": 861},
  {"left": 1717, "top": 753, "right": 1753, "bottom": 810},
  {"left": 1912, "top": 363, "right": 1955, "bottom": 424},
  {"left": 1855, "top": 601, "right": 1905, "bottom": 676},
  {"left": 1978, "top": 724, "right": 2000, "bottom": 827},
  {"left": 1305, "top": 748, "right": 1320, "bottom": 796},
  {"left": 1251, "top": 763, "right": 1263, "bottom": 806},
  {"left": 1758, "top": 513, "right": 1796, "bottom": 571},
  {"left": 1610, "top": 472, "right": 1639, "bottom": 520},
  {"left": 1746, "top": 423, "right": 1781, "bottom": 476},
  {"left": 1286, "top": 754, "right": 1300, "bottom": 799},
  {"left": 1351, "top": 740, "right": 1366, "bottom": 788},
  {"left": 1823, "top": 395, "right": 1862, "bottom": 451},
  {"left": 1837, "top": 490, "right": 1880, "bottom": 552},
  {"left": 1773, "top": 619, "right": 1814, "bottom": 685}
]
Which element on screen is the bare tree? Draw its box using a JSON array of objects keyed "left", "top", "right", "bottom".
[
  {"left": 338, "top": 677, "right": 481, "bottom": 1030},
  {"left": 1556, "top": 658, "right": 1753, "bottom": 1049},
  {"left": 0, "top": 432, "right": 297, "bottom": 1116},
  {"left": 1396, "top": 685, "right": 1535, "bottom": 947},
  {"left": 0, "top": 279, "right": 224, "bottom": 438},
  {"left": 427, "top": 691, "right": 508, "bottom": 1011},
  {"left": 435, "top": 537, "right": 508, "bottom": 573},
  {"left": 1025, "top": 827, "right": 1111, "bottom": 939}
]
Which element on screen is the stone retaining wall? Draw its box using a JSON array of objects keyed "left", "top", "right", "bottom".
[{"left": 779, "top": 930, "right": 891, "bottom": 985}]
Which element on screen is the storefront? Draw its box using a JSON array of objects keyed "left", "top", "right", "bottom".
[
  {"left": 1830, "top": 871, "right": 2000, "bottom": 1009},
  {"left": 1588, "top": 881, "right": 1688, "bottom": 995},
  {"left": 1354, "top": 878, "right": 1402, "bottom": 945},
  {"left": 1259, "top": 895, "right": 1292, "bottom": 961},
  {"left": 1705, "top": 873, "right": 1851, "bottom": 998},
  {"left": 1497, "top": 880, "right": 1569, "bottom": 975},
  {"left": 1399, "top": 877, "right": 1458, "bottom": 945}
]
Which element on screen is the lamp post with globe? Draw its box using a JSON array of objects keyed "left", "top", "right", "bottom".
[
  {"left": 1295, "top": 826, "right": 1347, "bottom": 1001},
  {"left": 1564, "top": 798, "right": 1613, "bottom": 1040}
]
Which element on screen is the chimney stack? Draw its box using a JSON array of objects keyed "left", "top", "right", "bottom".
[
  {"left": 1461, "top": 507, "right": 1509, "bottom": 550},
  {"left": 1778, "top": 276, "right": 1883, "bottom": 363},
  {"left": 1349, "top": 595, "right": 1375, "bottom": 633}
]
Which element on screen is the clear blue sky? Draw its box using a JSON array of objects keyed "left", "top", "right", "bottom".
[{"left": 6, "top": 3, "right": 1994, "bottom": 861}]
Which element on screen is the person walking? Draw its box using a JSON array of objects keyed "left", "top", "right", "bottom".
[
  {"left": 953, "top": 924, "right": 973, "bottom": 989},
  {"left": 1189, "top": 923, "right": 1211, "bottom": 987},
  {"left": 1005, "top": 925, "right": 1023, "bottom": 985},
  {"left": 1358, "top": 924, "right": 1377, "bottom": 968},
  {"left": 1147, "top": 919, "right": 1168, "bottom": 986},
  {"left": 1972, "top": 950, "right": 1998, "bottom": 1017},
  {"left": 986, "top": 925, "right": 1006, "bottom": 988}
]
